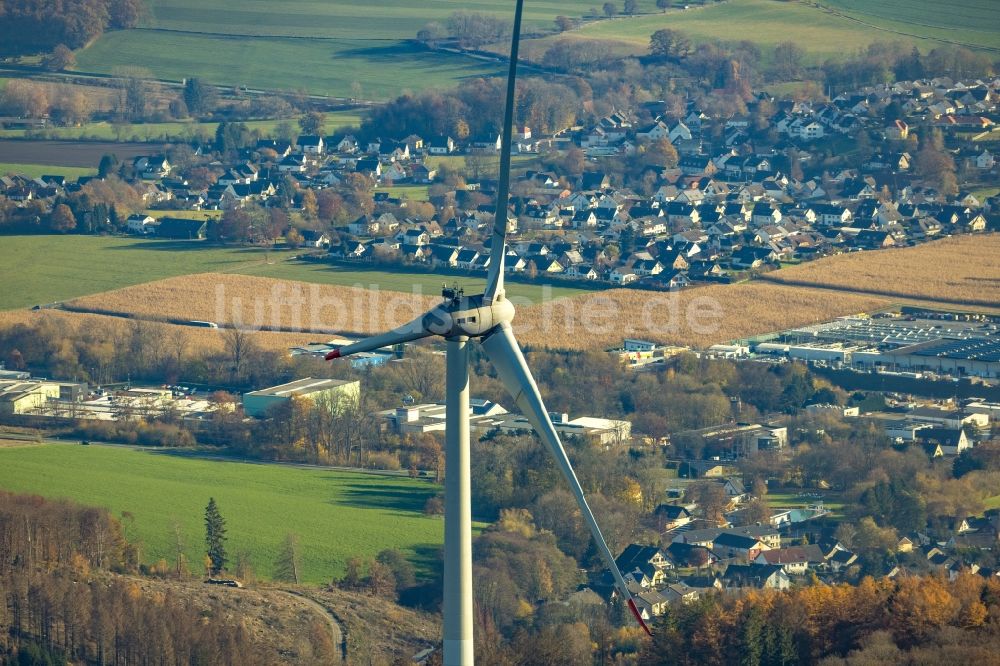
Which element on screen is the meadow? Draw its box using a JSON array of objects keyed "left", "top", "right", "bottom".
[
  {"left": 0, "top": 236, "right": 587, "bottom": 312},
  {"left": 0, "top": 112, "right": 366, "bottom": 142},
  {"left": 72, "top": 0, "right": 673, "bottom": 97},
  {"left": 75, "top": 32, "right": 507, "bottom": 100},
  {"left": 140, "top": 0, "right": 637, "bottom": 39},
  {"left": 823, "top": 0, "right": 1000, "bottom": 52},
  {"left": 0, "top": 163, "right": 97, "bottom": 179},
  {"left": 0, "top": 443, "right": 442, "bottom": 584},
  {"left": 564, "top": 0, "right": 1000, "bottom": 62}
]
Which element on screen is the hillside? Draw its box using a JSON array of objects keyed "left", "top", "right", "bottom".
[
  {"left": 72, "top": 0, "right": 623, "bottom": 98},
  {"left": 0, "top": 443, "right": 444, "bottom": 584},
  {"left": 559, "top": 0, "right": 1000, "bottom": 62}
]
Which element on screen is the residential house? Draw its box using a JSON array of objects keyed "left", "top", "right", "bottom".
[
  {"left": 915, "top": 428, "right": 971, "bottom": 455},
  {"left": 427, "top": 136, "right": 456, "bottom": 155},
  {"left": 297, "top": 135, "right": 325, "bottom": 155},
  {"left": 722, "top": 564, "right": 791, "bottom": 590},
  {"left": 753, "top": 545, "right": 825, "bottom": 575},
  {"left": 125, "top": 214, "right": 157, "bottom": 235},
  {"left": 155, "top": 217, "right": 208, "bottom": 240},
  {"left": 616, "top": 544, "right": 674, "bottom": 588},
  {"left": 711, "top": 532, "right": 769, "bottom": 562},
  {"left": 655, "top": 505, "right": 692, "bottom": 532}
]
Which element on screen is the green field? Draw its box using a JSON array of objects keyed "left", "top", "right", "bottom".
[
  {"left": 569, "top": 0, "right": 1000, "bottom": 62},
  {"left": 142, "top": 0, "right": 627, "bottom": 39},
  {"left": 72, "top": 1, "right": 673, "bottom": 97},
  {"left": 823, "top": 0, "right": 1000, "bottom": 52},
  {"left": 376, "top": 184, "right": 431, "bottom": 201},
  {"left": 75, "top": 32, "right": 506, "bottom": 100},
  {"left": 0, "top": 113, "right": 365, "bottom": 142},
  {"left": 0, "top": 235, "right": 587, "bottom": 311},
  {"left": 0, "top": 444, "right": 442, "bottom": 583},
  {"left": 0, "top": 163, "right": 97, "bottom": 179}
]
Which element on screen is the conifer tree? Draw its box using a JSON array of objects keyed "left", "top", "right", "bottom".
[{"left": 204, "top": 497, "right": 227, "bottom": 576}]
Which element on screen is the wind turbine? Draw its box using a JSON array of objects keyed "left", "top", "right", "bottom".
[{"left": 326, "top": 1, "right": 651, "bottom": 661}]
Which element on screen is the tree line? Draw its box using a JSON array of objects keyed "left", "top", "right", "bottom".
[{"left": 637, "top": 574, "right": 1000, "bottom": 665}]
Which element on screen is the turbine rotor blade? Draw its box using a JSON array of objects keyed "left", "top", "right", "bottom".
[
  {"left": 325, "top": 317, "right": 432, "bottom": 360},
  {"left": 484, "top": 0, "right": 525, "bottom": 301},
  {"left": 479, "top": 323, "right": 652, "bottom": 635}
]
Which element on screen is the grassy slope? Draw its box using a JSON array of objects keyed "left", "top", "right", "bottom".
[
  {"left": 144, "top": 0, "right": 618, "bottom": 38},
  {"left": 76, "top": 34, "right": 506, "bottom": 100},
  {"left": 0, "top": 444, "right": 442, "bottom": 583},
  {"left": 570, "top": 0, "right": 999, "bottom": 62},
  {"left": 0, "top": 236, "right": 587, "bottom": 311},
  {"left": 73, "top": 1, "right": 666, "bottom": 97},
  {"left": 823, "top": 0, "right": 1000, "bottom": 51}
]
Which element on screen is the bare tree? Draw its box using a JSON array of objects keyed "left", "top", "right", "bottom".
[{"left": 224, "top": 327, "right": 257, "bottom": 383}]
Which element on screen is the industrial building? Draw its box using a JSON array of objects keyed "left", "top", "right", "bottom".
[
  {"left": 0, "top": 380, "right": 61, "bottom": 415},
  {"left": 378, "top": 399, "right": 633, "bottom": 445},
  {"left": 243, "top": 377, "right": 360, "bottom": 418},
  {"left": 749, "top": 313, "right": 1000, "bottom": 379}
]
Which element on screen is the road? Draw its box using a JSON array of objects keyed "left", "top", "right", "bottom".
[{"left": 274, "top": 589, "right": 347, "bottom": 663}]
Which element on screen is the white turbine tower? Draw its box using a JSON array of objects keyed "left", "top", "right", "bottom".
[{"left": 326, "top": 1, "right": 651, "bottom": 662}]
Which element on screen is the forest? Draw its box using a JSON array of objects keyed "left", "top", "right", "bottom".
[
  {"left": 636, "top": 574, "right": 1000, "bottom": 666},
  {"left": 0, "top": 0, "right": 143, "bottom": 54},
  {"left": 0, "top": 491, "right": 278, "bottom": 665}
]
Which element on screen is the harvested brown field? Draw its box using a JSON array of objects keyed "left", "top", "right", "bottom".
[
  {"left": 0, "top": 309, "right": 323, "bottom": 356},
  {"left": 39, "top": 236, "right": 1000, "bottom": 353},
  {"left": 0, "top": 140, "right": 164, "bottom": 168},
  {"left": 760, "top": 234, "right": 1000, "bottom": 308},
  {"left": 516, "top": 282, "right": 891, "bottom": 349},
  {"left": 65, "top": 273, "right": 441, "bottom": 337},
  {"left": 60, "top": 273, "right": 891, "bottom": 350}
]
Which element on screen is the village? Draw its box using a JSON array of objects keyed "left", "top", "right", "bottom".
[
  {"left": 2, "top": 76, "right": 998, "bottom": 289},
  {"left": 2, "top": 69, "right": 1000, "bottom": 629}
]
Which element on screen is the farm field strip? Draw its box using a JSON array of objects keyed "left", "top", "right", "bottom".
[
  {"left": 0, "top": 443, "right": 443, "bottom": 584},
  {"left": 0, "top": 162, "right": 97, "bottom": 178},
  {"left": 0, "top": 236, "right": 588, "bottom": 312},
  {"left": 758, "top": 234, "right": 1000, "bottom": 309},
  {"left": 59, "top": 271, "right": 892, "bottom": 350},
  {"left": 0, "top": 141, "right": 163, "bottom": 169},
  {"left": 0, "top": 113, "right": 366, "bottom": 141}
]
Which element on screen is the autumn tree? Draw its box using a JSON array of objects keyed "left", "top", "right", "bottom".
[
  {"left": 42, "top": 44, "right": 75, "bottom": 71},
  {"left": 298, "top": 111, "right": 326, "bottom": 135},
  {"left": 48, "top": 204, "right": 77, "bottom": 233},
  {"left": 685, "top": 480, "right": 729, "bottom": 523},
  {"left": 204, "top": 497, "right": 228, "bottom": 575},
  {"left": 649, "top": 28, "right": 692, "bottom": 60}
]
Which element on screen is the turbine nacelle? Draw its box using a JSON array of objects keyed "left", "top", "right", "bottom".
[{"left": 423, "top": 288, "right": 516, "bottom": 339}]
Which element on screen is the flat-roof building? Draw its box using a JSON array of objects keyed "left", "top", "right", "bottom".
[{"left": 243, "top": 377, "right": 360, "bottom": 418}]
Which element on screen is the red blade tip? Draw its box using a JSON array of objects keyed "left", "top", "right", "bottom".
[
  {"left": 325, "top": 349, "right": 341, "bottom": 360},
  {"left": 628, "top": 598, "right": 653, "bottom": 636}
]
